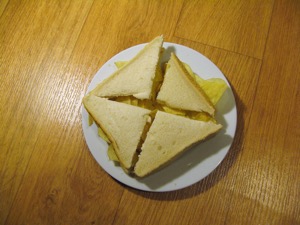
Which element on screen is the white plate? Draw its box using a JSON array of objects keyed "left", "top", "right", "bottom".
[{"left": 82, "top": 42, "right": 237, "bottom": 192}]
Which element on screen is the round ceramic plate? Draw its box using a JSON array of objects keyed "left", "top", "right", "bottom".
[{"left": 82, "top": 42, "right": 237, "bottom": 192}]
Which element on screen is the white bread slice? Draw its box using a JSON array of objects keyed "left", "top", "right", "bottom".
[
  {"left": 83, "top": 95, "right": 151, "bottom": 170},
  {"left": 134, "top": 111, "right": 222, "bottom": 177},
  {"left": 156, "top": 53, "right": 215, "bottom": 115},
  {"left": 91, "top": 36, "right": 163, "bottom": 100}
]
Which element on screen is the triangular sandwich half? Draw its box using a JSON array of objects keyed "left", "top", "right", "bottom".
[
  {"left": 156, "top": 53, "right": 215, "bottom": 115},
  {"left": 91, "top": 36, "right": 163, "bottom": 100},
  {"left": 83, "top": 95, "right": 151, "bottom": 170},
  {"left": 134, "top": 111, "right": 222, "bottom": 177}
]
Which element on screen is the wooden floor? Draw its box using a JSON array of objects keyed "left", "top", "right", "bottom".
[{"left": 0, "top": 0, "right": 299, "bottom": 224}]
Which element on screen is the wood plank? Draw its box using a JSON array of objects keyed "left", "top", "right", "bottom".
[
  {"left": 2, "top": 0, "right": 184, "bottom": 224},
  {"left": 175, "top": 0, "right": 274, "bottom": 59},
  {"left": 0, "top": 0, "right": 94, "bottom": 223},
  {"left": 112, "top": 38, "right": 262, "bottom": 225},
  {"left": 225, "top": 0, "right": 300, "bottom": 223},
  {"left": 0, "top": 0, "right": 9, "bottom": 17}
]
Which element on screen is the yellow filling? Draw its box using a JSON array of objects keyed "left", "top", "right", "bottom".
[
  {"left": 107, "top": 144, "right": 119, "bottom": 162},
  {"left": 98, "top": 127, "right": 110, "bottom": 143},
  {"left": 182, "top": 63, "right": 227, "bottom": 105}
]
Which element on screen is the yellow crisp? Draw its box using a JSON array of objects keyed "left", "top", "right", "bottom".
[
  {"left": 138, "top": 100, "right": 155, "bottom": 110},
  {"left": 186, "top": 111, "right": 216, "bottom": 123},
  {"left": 113, "top": 96, "right": 131, "bottom": 104},
  {"left": 182, "top": 63, "right": 227, "bottom": 105},
  {"left": 88, "top": 114, "right": 94, "bottom": 126},
  {"left": 131, "top": 98, "right": 139, "bottom": 106},
  {"left": 114, "top": 61, "right": 127, "bottom": 68},
  {"left": 200, "top": 78, "right": 227, "bottom": 105},
  {"left": 107, "top": 144, "right": 119, "bottom": 162},
  {"left": 182, "top": 63, "right": 195, "bottom": 77},
  {"left": 162, "top": 105, "right": 186, "bottom": 116},
  {"left": 98, "top": 127, "right": 110, "bottom": 143},
  {"left": 113, "top": 95, "right": 157, "bottom": 111}
]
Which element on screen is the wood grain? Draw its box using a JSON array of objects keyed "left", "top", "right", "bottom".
[
  {"left": 0, "top": 0, "right": 9, "bottom": 17},
  {"left": 0, "top": 0, "right": 95, "bottom": 223},
  {"left": 175, "top": 0, "right": 274, "bottom": 59},
  {"left": 0, "top": 0, "right": 299, "bottom": 224},
  {"left": 226, "top": 0, "right": 300, "bottom": 223}
]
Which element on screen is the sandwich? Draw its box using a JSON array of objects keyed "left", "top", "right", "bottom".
[
  {"left": 134, "top": 111, "right": 222, "bottom": 177},
  {"left": 83, "top": 95, "right": 151, "bottom": 170},
  {"left": 156, "top": 53, "right": 215, "bottom": 116},
  {"left": 83, "top": 36, "right": 227, "bottom": 178},
  {"left": 90, "top": 35, "right": 163, "bottom": 100}
]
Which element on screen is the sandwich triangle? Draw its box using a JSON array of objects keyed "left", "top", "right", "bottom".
[
  {"left": 156, "top": 53, "right": 215, "bottom": 115},
  {"left": 134, "top": 111, "right": 222, "bottom": 177},
  {"left": 91, "top": 36, "right": 163, "bottom": 100},
  {"left": 83, "top": 95, "right": 151, "bottom": 169}
]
